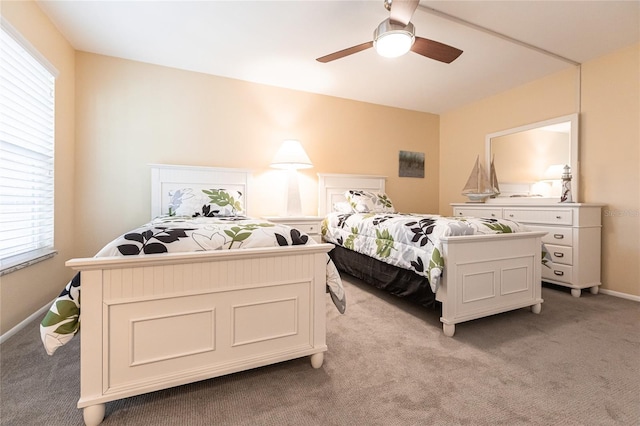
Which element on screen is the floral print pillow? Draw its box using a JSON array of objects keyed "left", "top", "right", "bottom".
[
  {"left": 344, "top": 190, "right": 395, "bottom": 213},
  {"left": 333, "top": 201, "right": 355, "bottom": 214},
  {"left": 168, "top": 188, "right": 244, "bottom": 217}
]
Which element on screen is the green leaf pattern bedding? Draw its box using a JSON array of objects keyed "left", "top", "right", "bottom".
[
  {"left": 323, "top": 212, "right": 541, "bottom": 294},
  {"left": 41, "top": 216, "right": 345, "bottom": 356}
]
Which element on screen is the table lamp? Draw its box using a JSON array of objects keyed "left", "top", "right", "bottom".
[{"left": 270, "top": 140, "right": 313, "bottom": 216}]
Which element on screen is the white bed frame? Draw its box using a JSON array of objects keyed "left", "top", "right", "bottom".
[
  {"left": 68, "top": 165, "right": 333, "bottom": 426},
  {"left": 318, "top": 173, "right": 545, "bottom": 337}
]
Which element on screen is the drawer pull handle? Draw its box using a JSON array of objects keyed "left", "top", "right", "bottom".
[
  {"left": 556, "top": 215, "right": 562, "bottom": 219},
  {"left": 553, "top": 234, "right": 564, "bottom": 239},
  {"left": 509, "top": 214, "right": 514, "bottom": 218},
  {"left": 554, "top": 252, "right": 564, "bottom": 258},
  {"left": 554, "top": 270, "right": 564, "bottom": 276},
  {"left": 491, "top": 213, "right": 495, "bottom": 217}
]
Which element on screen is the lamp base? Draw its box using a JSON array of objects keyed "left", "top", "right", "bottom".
[{"left": 285, "top": 169, "right": 302, "bottom": 216}]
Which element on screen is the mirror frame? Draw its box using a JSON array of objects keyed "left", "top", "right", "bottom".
[{"left": 485, "top": 113, "right": 579, "bottom": 203}]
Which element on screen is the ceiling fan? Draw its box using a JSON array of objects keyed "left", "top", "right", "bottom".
[{"left": 316, "top": 0, "right": 462, "bottom": 64}]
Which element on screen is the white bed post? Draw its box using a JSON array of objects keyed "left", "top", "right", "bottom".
[
  {"left": 310, "top": 247, "right": 328, "bottom": 368},
  {"left": 75, "top": 269, "right": 106, "bottom": 425}
]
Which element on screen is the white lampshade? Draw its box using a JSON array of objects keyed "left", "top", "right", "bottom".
[
  {"left": 270, "top": 140, "right": 313, "bottom": 170},
  {"left": 541, "top": 164, "right": 565, "bottom": 181}
]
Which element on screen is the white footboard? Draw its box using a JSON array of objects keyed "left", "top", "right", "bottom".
[
  {"left": 67, "top": 244, "right": 333, "bottom": 426},
  {"left": 436, "top": 232, "right": 546, "bottom": 336}
]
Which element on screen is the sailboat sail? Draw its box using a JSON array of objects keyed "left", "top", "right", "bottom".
[
  {"left": 462, "top": 156, "right": 495, "bottom": 202},
  {"left": 490, "top": 155, "right": 500, "bottom": 197}
]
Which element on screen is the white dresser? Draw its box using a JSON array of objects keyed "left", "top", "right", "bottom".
[{"left": 451, "top": 203, "right": 603, "bottom": 297}]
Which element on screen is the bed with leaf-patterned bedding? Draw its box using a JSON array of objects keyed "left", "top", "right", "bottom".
[
  {"left": 323, "top": 211, "right": 531, "bottom": 295},
  {"left": 41, "top": 165, "right": 345, "bottom": 426},
  {"left": 319, "top": 174, "right": 548, "bottom": 338},
  {"left": 41, "top": 215, "right": 345, "bottom": 356}
]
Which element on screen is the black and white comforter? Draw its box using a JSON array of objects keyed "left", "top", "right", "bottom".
[
  {"left": 323, "top": 212, "right": 548, "bottom": 294},
  {"left": 41, "top": 216, "right": 345, "bottom": 355}
]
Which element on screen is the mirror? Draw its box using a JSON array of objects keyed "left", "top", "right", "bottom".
[{"left": 486, "top": 113, "right": 579, "bottom": 203}]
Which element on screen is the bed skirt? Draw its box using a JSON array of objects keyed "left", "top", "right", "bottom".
[{"left": 328, "top": 245, "right": 437, "bottom": 309}]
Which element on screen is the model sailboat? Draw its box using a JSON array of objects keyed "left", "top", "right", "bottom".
[{"left": 462, "top": 155, "right": 497, "bottom": 202}]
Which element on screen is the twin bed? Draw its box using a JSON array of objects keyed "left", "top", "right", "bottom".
[
  {"left": 42, "top": 165, "right": 340, "bottom": 426},
  {"left": 41, "top": 165, "right": 545, "bottom": 425},
  {"left": 318, "top": 173, "right": 545, "bottom": 338}
]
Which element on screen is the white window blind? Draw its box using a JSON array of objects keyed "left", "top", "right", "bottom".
[{"left": 0, "top": 22, "right": 57, "bottom": 273}]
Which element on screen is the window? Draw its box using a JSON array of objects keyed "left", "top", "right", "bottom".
[{"left": 0, "top": 20, "right": 58, "bottom": 275}]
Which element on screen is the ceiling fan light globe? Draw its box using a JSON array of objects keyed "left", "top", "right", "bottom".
[
  {"left": 375, "top": 32, "right": 414, "bottom": 57},
  {"left": 373, "top": 19, "right": 415, "bottom": 58}
]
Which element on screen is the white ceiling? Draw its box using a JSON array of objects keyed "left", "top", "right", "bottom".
[{"left": 37, "top": 0, "right": 639, "bottom": 114}]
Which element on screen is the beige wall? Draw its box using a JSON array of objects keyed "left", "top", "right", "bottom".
[
  {"left": 580, "top": 44, "right": 639, "bottom": 297},
  {"left": 74, "top": 53, "right": 440, "bottom": 257},
  {"left": 440, "top": 44, "right": 640, "bottom": 297},
  {"left": 0, "top": 0, "right": 76, "bottom": 335}
]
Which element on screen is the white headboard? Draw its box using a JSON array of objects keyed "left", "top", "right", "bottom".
[
  {"left": 317, "top": 173, "right": 386, "bottom": 216},
  {"left": 150, "top": 164, "right": 251, "bottom": 218}
]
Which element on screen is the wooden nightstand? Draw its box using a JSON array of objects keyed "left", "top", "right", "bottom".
[{"left": 263, "top": 216, "right": 324, "bottom": 243}]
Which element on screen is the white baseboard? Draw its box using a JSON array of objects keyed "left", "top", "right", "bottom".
[
  {"left": 0, "top": 300, "right": 53, "bottom": 345},
  {"left": 600, "top": 288, "right": 640, "bottom": 302}
]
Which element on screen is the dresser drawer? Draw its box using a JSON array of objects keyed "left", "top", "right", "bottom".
[
  {"left": 542, "top": 263, "right": 573, "bottom": 284},
  {"left": 504, "top": 208, "right": 573, "bottom": 225},
  {"left": 453, "top": 207, "right": 501, "bottom": 219},
  {"left": 284, "top": 222, "right": 318, "bottom": 236},
  {"left": 526, "top": 225, "right": 573, "bottom": 246},
  {"left": 545, "top": 244, "right": 573, "bottom": 265},
  {"left": 262, "top": 217, "right": 323, "bottom": 239}
]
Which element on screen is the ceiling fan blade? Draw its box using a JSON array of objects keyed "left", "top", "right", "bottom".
[
  {"left": 411, "top": 37, "right": 463, "bottom": 63},
  {"left": 388, "top": 0, "right": 419, "bottom": 25},
  {"left": 316, "top": 41, "right": 374, "bottom": 63}
]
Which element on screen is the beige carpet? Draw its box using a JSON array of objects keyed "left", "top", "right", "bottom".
[{"left": 2, "top": 275, "right": 639, "bottom": 425}]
